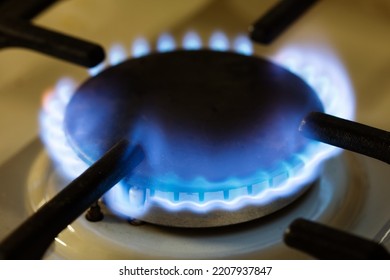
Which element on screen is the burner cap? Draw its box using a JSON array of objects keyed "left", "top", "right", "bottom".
[{"left": 64, "top": 50, "right": 323, "bottom": 192}]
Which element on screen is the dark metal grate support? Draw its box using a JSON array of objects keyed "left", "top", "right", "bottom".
[
  {"left": 249, "top": 0, "right": 319, "bottom": 44},
  {"left": 284, "top": 218, "right": 390, "bottom": 259},
  {"left": 0, "top": 140, "right": 144, "bottom": 259},
  {"left": 300, "top": 112, "right": 390, "bottom": 164},
  {"left": 0, "top": 0, "right": 105, "bottom": 67}
]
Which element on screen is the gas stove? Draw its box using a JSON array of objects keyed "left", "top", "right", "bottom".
[{"left": 1, "top": 0, "right": 390, "bottom": 260}]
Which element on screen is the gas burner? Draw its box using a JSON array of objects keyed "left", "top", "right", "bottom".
[
  {"left": 66, "top": 49, "right": 323, "bottom": 227},
  {"left": 39, "top": 32, "right": 355, "bottom": 228}
]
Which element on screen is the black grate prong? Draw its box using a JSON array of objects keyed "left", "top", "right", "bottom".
[
  {"left": 300, "top": 112, "right": 390, "bottom": 164},
  {"left": 284, "top": 218, "right": 390, "bottom": 259},
  {"left": 0, "top": 0, "right": 105, "bottom": 67},
  {"left": 249, "top": 0, "right": 319, "bottom": 44},
  {"left": 0, "top": 140, "right": 144, "bottom": 259}
]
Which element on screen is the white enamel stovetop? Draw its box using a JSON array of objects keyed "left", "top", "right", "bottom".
[{"left": 0, "top": 0, "right": 390, "bottom": 259}]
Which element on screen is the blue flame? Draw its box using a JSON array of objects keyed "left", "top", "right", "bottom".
[
  {"left": 273, "top": 45, "right": 355, "bottom": 120},
  {"left": 209, "top": 31, "right": 229, "bottom": 51},
  {"left": 40, "top": 32, "right": 355, "bottom": 218},
  {"left": 88, "top": 62, "right": 105, "bottom": 77},
  {"left": 157, "top": 33, "right": 176, "bottom": 52},
  {"left": 233, "top": 34, "right": 253, "bottom": 56},
  {"left": 182, "top": 31, "right": 202, "bottom": 50},
  {"left": 131, "top": 37, "right": 150, "bottom": 58},
  {"left": 40, "top": 78, "right": 89, "bottom": 179},
  {"left": 108, "top": 43, "right": 127, "bottom": 65}
]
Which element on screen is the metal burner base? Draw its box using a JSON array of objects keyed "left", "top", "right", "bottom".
[{"left": 26, "top": 150, "right": 367, "bottom": 259}]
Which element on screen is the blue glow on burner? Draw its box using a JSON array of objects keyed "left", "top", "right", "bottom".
[
  {"left": 131, "top": 37, "right": 150, "bottom": 58},
  {"left": 40, "top": 78, "right": 89, "bottom": 179},
  {"left": 273, "top": 45, "right": 355, "bottom": 120},
  {"left": 233, "top": 34, "right": 253, "bottom": 56},
  {"left": 108, "top": 43, "right": 127, "bottom": 65},
  {"left": 157, "top": 33, "right": 176, "bottom": 52},
  {"left": 182, "top": 31, "right": 202, "bottom": 50},
  {"left": 40, "top": 33, "right": 355, "bottom": 218},
  {"left": 88, "top": 62, "right": 105, "bottom": 76},
  {"left": 209, "top": 31, "right": 229, "bottom": 51}
]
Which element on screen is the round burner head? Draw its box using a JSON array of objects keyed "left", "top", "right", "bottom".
[{"left": 64, "top": 50, "right": 324, "bottom": 227}]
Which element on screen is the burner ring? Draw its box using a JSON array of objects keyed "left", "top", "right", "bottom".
[
  {"left": 65, "top": 50, "right": 323, "bottom": 186},
  {"left": 59, "top": 50, "right": 324, "bottom": 226}
]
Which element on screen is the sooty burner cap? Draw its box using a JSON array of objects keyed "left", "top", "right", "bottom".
[{"left": 64, "top": 50, "right": 323, "bottom": 192}]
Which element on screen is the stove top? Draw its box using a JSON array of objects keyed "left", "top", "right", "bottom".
[{"left": 1, "top": 0, "right": 390, "bottom": 259}]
